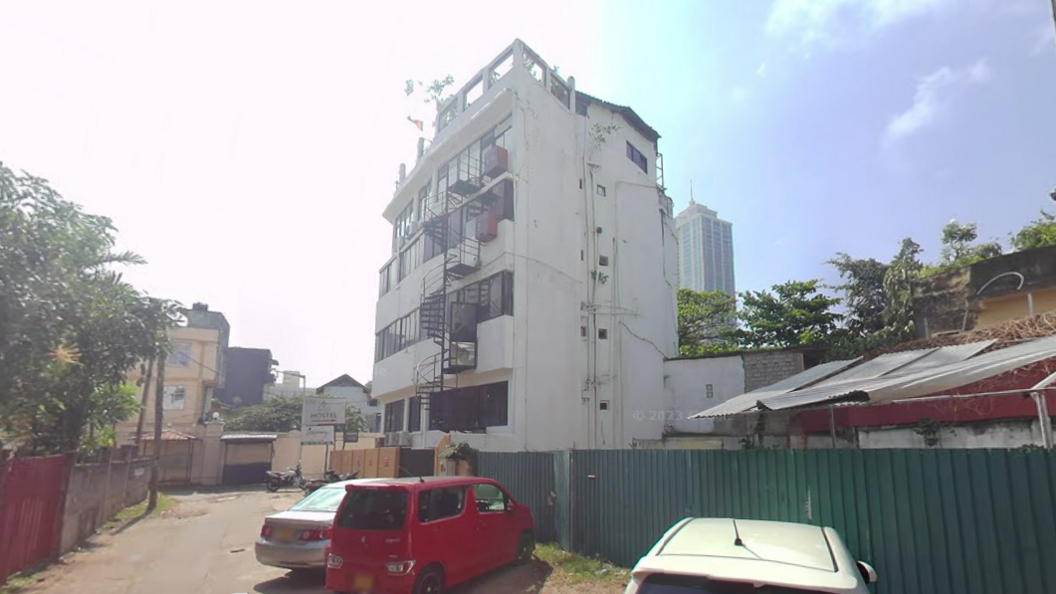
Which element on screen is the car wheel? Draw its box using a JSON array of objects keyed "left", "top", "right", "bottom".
[
  {"left": 516, "top": 531, "right": 535, "bottom": 565},
  {"left": 413, "top": 566, "right": 444, "bottom": 594}
]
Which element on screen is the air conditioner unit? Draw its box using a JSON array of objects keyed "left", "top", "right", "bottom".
[
  {"left": 483, "top": 145, "right": 509, "bottom": 178},
  {"left": 473, "top": 210, "right": 499, "bottom": 242}
]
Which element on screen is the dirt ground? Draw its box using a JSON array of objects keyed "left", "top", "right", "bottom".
[{"left": 13, "top": 488, "right": 624, "bottom": 594}]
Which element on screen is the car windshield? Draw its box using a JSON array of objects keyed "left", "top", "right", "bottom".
[
  {"left": 289, "top": 487, "right": 346, "bottom": 513},
  {"left": 335, "top": 488, "right": 409, "bottom": 530},
  {"left": 638, "top": 574, "right": 831, "bottom": 594}
]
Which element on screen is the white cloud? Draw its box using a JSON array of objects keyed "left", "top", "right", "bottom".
[
  {"left": 1030, "top": 23, "right": 1055, "bottom": 57},
  {"left": 885, "top": 59, "right": 991, "bottom": 141},
  {"left": 766, "top": 0, "right": 955, "bottom": 47}
]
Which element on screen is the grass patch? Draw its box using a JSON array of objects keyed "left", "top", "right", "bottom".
[
  {"left": 103, "top": 493, "right": 177, "bottom": 530},
  {"left": 0, "top": 570, "right": 42, "bottom": 594},
  {"left": 535, "top": 543, "right": 630, "bottom": 584}
]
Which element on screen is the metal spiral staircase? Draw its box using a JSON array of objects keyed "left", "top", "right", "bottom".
[{"left": 412, "top": 156, "right": 490, "bottom": 424}]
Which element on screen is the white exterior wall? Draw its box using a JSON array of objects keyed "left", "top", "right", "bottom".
[
  {"left": 371, "top": 40, "right": 677, "bottom": 452},
  {"left": 662, "top": 357, "right": 746, "bottom": 434},
  {"left": 857, "top": 420, "right": 1046, "bottom": 449}
]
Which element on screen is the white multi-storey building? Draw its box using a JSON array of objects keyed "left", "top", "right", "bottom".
[
  {"left": 676, "top": 198, "right": 735, "bottom": 295},
  {"left": 372, "top": 40, "right": 678, "bottom": 452}
]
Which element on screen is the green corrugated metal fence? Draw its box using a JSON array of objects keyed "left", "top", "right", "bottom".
[
  {"left": 476, "top": 451, "right": 555, "bottom": 542},
  {"left": 478, "top": 448, "right": 1056, "bottom": 594}
]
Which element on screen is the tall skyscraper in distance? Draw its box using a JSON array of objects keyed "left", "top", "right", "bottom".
[{"left": 675, "top": 186, "right": 735, "bottom": 295}]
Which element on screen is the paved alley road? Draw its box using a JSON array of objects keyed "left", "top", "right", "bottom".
[
  {"left": 19, "top": 488, "right": 613, "bottom": 594},
  {"left": 23, "top": 489, "right": 315, "bottom": 594}
]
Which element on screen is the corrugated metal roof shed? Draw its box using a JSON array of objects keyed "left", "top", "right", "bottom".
[
  {"left": 757, "top": 335, "right": 1056, "bottom": 411},
  {"left": 813, "top": 349, "right": 934, "bottom": 384},
  {"left": 688, "top": 358, "right": 861, "bottom": 419}
]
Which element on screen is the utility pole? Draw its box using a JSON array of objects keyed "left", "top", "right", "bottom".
[
  {"left": 147, "top": 351, "right": 166, "bottom": 511},
  {"left": 134, "top": 357, "right": 154, "bottom": 447}
]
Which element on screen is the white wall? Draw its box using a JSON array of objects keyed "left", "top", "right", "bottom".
[
  {"left": 663, "top": 357, "right": 746, "bottom": 434},
  {"left": 858, "top": 420, "right": 1045, "bottom": 449}
]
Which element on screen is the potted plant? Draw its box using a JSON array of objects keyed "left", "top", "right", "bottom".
[{"left": 439, "top": 442, "right": 478, "bottom": 476}]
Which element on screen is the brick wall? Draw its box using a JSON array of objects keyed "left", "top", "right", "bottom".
[{"left": 741, "top": 351, "right": 805, "bottom": 393}]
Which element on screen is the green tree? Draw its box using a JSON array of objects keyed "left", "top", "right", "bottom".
[
  {"left": 225, "top": 397, "right": 367, "bottom": 433},
  {"left": 827, "top": 254, "right": 888, "bottom": 336},
  {"left": 931, "top": 220, "right": 1002, "bottom": 272},
  {"left": 677, "top": 289, "right": 737, "bottom": 356},
  {"left": 1010, "top": 210, "right": 1056, "bottom": 252},
  {"left": 882, "top": 238, "right": 924, "bottom": 340},
  {"left": 405, "top": 76, "right": 455, "bottom": 111},
  {"left": 0, "top": 162, "right": 177, "bottom": 453},
  {"left": 736, "top": 280, "right": 842, "bottom": 348}
]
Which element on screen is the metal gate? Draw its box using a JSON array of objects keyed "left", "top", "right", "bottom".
[{"left": 0, "top": 455, "right": 67, "bottom": 582}]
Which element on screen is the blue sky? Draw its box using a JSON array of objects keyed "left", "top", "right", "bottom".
[{"left": 1, "top": 1, "right": 1054, "bottom": 384}]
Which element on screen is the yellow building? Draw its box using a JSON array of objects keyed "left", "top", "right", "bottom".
[
  {"left": 120, "top": 303, "right": 229, "bottom": 443},
  {"left": 912, "top": 244, "right": 1056, "bottom": 337}
]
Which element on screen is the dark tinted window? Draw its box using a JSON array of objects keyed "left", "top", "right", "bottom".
[
  {"left": 417, "top": 487, "right": 467, "bottom": 523},
  {"left": 638, "top": 574, "right": 830, "bottom": 594},
  {"left": 336, "top": 489, "right": 408, "bottom": 531}
]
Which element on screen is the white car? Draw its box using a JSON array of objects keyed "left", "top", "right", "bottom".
[
  {"left": 255, "top": 478, "right": 381, "bottom": 570},
  {"left": 624, "top": 518, "right": 878, "bottom": 594}
]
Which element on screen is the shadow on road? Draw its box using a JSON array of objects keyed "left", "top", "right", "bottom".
[
  {"left": 451, "top": 559, "right": 554, "bottom": 593},
  {"left": 254, "top": 570, "right": 326, "bottom": 594},
  {"left": 249, "top": 561, "right": 554, "bottom": 594}
]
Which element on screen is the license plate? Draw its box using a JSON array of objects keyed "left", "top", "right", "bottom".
[
  {"left": 275, "top": 528, "right": 294, "bottom": 542},
  {"left": 352, "top": 573, "right": 375, "bottom": 589}
]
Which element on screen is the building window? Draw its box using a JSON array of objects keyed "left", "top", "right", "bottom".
[
  {"left": 438, "top": 103, "right": 457, "bottom": 131},
  {"left": 436, "top": 115, "right": 512, "bottom": 203},
  {"left": 626, "top": 141, "right": 648, "bottom": 173},
  {"left": 392, "top": 202, "right": 414, "bottom": 253},
  {"left": 166, "top": 341, "right": 192, "bottom": 367},
  {"left": 599, "top": 256, "right": 609, "bottom": 267},
  {"left": 429, "top": 381, "right": 509, "bottom": 432},
  {"left": 598, "top": 329, "right": 608, "bottom": 340},
  {"left": 417, "top": 181, "right": 435, "bottom": 220},
  {"left": 409, "top": 396, "right": 422, "bottom": 432},
  {"left": 549, "top": 73, "right": 570, "bottom": 108},
  {"left": 368, "top": 399, "right": 379, "bottom": 408},
  {"left": 464, "top": 77, "right": 484, "bottom": 107},
  {"left": 374, "top": 309, "right": 422, "bottom": 362},
  {"left": 399, "top": 237, "right": 422, "bottom": 281},
  {"left": 580, "top": 326, "right": 587, "bottom": 337},
  {"left": 489, "top": 51, "right": 514, "bottom": 86},
  {"left": 379, "top": 262, "right": 394, "bottom": 297},
  {"left": 523, "top": 51, "right": 544, "bottom": 83},
  {"left": 163, "top": 385, "right": 186, "bottom": 410},
  {"left": 448, "top": 271, "right": 514, "bottom": 324},
  {"left": 384, "top": 399, "right": 405, "bottom": 433},
  {"left": 596, "top": 184, "right": 606, "bottom": 197}
]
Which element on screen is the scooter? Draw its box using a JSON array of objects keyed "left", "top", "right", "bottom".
[
  {"left": 301, "top": 468, "right": 360, "bottom": 494},
  {"left": 265, "top": 463, "right": 304, "bottom": 492}
]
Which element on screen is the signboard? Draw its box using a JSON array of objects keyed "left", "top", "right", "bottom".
[
  {"left": 301, "top": 397, "right": 346, "bottom": 427},
  {"left": 344, "top": 430, "right": 359, "bottom": 444},
  {"left": 301, "top": 425, "right": 335, "bottom": 445}
]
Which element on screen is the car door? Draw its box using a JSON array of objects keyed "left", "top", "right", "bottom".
[
  {"left": 417, "top": 486, "right": 475, "bottom": 585},
  {"left": 472, "top": 482, "right": 516, "bottom": 569}
]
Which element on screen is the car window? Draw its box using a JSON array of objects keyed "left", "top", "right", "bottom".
[
  {"left": 473, "top": 483, "right": 508, "bottom": 513},
  {"left": 638, "top": 574, "right": 831, "bottom": 594},
  {"left": 417, "top": 486, "right": 467, "bottom": 523},
  {"left": 335, "top": 489, "right": 409, "bottom": 530},
  {"left": 289, "top": 487, "right": 347, "bottom": 513}
]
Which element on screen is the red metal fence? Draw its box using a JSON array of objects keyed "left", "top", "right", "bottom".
[{"left": 0, "top": 455, "right": 67, "bottom": 583}]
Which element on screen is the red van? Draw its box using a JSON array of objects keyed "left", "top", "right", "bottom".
[{"left": 325, "top": 476, "right": 535, "bottom": 594}]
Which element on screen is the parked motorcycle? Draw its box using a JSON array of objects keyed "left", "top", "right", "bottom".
[
  {"left": 301, "top": 468, "right": 359, "bottom": 494},
  {"left": 265, "top": 463, "right": 304, "bottom": 492}
]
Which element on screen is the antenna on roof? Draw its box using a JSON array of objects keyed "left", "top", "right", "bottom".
[{"left": 732, "top": 518, "right": 744, "bottom": 547}]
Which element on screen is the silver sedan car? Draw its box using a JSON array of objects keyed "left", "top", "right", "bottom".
[{"left": 255, "top": 479, "right": 377, "bottom": 570}]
